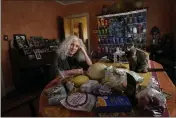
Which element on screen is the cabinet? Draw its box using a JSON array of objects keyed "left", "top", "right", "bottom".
[
  {"left": 97, "top": 9, "right": 147, "bottom": 57},
  {"left": 9, "top": 47, "right": 57, "bottom": 93}
]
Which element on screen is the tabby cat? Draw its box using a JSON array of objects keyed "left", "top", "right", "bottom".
[{"left": 125, "top": 44, "right": 149, "bottom": 73}]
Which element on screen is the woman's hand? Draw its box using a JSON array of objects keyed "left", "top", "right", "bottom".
[
  {"left": 64, "top": 68, "right": 83, "bottom": 76},
  {"left": 79, "top": 46, "right": 87, "bottom": 55},
  {"left": 79, "top": 46, "right": 92, "bottom": 65},
  {"left": 75, "top": 68, "right": 84, "bottom": 74}
]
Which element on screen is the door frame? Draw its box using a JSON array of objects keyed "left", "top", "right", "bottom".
[{"left": 64, "top": 13, "right": 90, "bottom": 54}]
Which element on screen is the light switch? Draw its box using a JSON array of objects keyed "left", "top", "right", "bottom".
[{"left": 3, "top": 35, "right": 8, "bottom": 41}]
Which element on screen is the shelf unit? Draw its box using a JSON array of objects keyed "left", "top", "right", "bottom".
[{"left": 97, "top": 9, "right": 147, "bottom": 57}]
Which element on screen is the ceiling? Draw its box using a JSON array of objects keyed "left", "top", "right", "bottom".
[{"left": 56, "top": 0, "right": 85, "bottom": 5}]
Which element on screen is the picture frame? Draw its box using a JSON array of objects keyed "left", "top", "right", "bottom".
[
  {"left": 30, "top": 36, "right": 45, "bottom": 48},
  {"left": 13, "top": 34, "right": 26, "bottom": 41},
  {"left": 13, "top": 34, "right": 27, "bottom": 49}
]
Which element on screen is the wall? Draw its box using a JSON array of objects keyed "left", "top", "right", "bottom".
[
  {"left": 1, "top": 0, "right": 64, "bottom": 89},
  {"left": 144, "top": 0, "right": 173, "bottom": 46},
  {"left": 1, "top": 0, "right": 174, "bottom": 89}
]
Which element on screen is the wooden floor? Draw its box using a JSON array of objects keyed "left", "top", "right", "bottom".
[{"left": 1, "top": 90, "right": 41, "bottom": 117}]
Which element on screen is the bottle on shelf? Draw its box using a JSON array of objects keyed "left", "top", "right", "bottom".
[
  {"left": 101, "top": 37, "right": 104, "bottom": 44},
  {"left": 104, "top": 18, "right": 109, "bottom": 26},
  {"left": 98, "top": 38, "right": 101, "bottom": 44},
  {"left": 104, "top": 27, "right": 108, "bottom": 35},
  {"left": 115, "top": 37, "right": 119, "bottom": 45},
  {"left": 97, "top": 18, "right": 101, "bottom": 27},
  {"left": 101, "top": 27, "right": 105, "bottom": 35},
  {"left": 100, "top": 18, "right": 105, "bottom": 26}
]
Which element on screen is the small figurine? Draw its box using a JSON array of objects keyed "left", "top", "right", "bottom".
[{"left": 113, "top": 47, "right": 125, "bottom": 64}]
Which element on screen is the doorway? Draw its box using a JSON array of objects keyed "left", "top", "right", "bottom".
[{"left": 64, "top": 13, "right": 90, "bottom": 53}]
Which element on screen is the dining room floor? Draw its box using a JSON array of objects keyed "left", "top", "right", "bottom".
[{"left": 1, "top": 89, "right": 41, "bottom": 117}]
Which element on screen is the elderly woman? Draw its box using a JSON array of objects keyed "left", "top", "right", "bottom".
[{"left": 53, "top": 35, "right": 92, "bottom": 78}]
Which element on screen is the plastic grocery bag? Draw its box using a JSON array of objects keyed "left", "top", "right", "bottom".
[
  {"left": 147, "top": 76, "right": 160, "bottom": 92},
  {"left": 118, "top": 68, "right": 144, "bottom": 83},
  {"left": 45, "top": 84, "right": 67, "bottom": 105},
  {"left": 102, "top": 66, "right": 127, "bottom": 91}
]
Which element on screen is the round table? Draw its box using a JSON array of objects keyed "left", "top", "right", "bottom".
[
  {"left": 39, "top": 60, "right": 176, "bottom": 117},
  {"left": 39, "top": 78, "right": 96, "bottom": 117}
]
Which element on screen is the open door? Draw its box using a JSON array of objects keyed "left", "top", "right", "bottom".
[{"left": 64, "top": 13, "right": 90, "bottom": 53}]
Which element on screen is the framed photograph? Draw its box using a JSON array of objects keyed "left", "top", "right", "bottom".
[
  {"left": 26, "top": 39, "right": 34, "bottom": 48},
  {"left": 33, "top": 49, "right": 42, "bottom": 60},
  {"left": 13, "top": 34, "right": 27, "bottom": 49},
  {"left": 30, "top": 36, "right": 45, "bottom": 48},
  {"left": 13, "top": 34, "right": 26, "bottom": 40}
]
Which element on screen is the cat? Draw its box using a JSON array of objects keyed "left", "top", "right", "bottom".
[{"left": 125, "top": 43, "right": 149, "bottom": 73}]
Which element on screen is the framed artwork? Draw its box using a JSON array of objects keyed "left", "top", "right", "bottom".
[{"left": 13, "top": 34, "right": 27, "bottom": 49}]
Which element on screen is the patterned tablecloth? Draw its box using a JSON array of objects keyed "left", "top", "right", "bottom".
[{"left": 39, "top": 60, "right": 176, "bottom": 117}]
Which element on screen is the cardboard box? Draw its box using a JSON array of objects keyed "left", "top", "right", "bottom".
[{"left": 95, "top": 96, "right": 132, "bottom": 113}]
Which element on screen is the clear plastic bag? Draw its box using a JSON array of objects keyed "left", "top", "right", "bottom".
[
  {"left": 119, "top": 68, "right": 144, "bottom": 83},
  {"left": 136, "top": 88, "right": 166, "bottom": 109},
  {"left": 102, "top": 67, "right": 127, "bottom": 91},
  {"left": 47, "top": 84, "right": 67, "bottom": 105},
  {"left": 80, "top": 80, "right": 99, "bottom": 93},
  {"left": 147, "top": 76, "right": 160, "bottom": 92},
  {"left": 136, "top": 87, "right": 166, "bottom": 116},
  {"left": 136, "top": 76, "right": 166, "bottom": 116}
]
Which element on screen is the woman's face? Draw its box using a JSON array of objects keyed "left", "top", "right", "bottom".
[{"left": 68, "top": 40, "right": 80, "bottom": 56}]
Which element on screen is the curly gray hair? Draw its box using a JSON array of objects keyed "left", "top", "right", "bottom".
[{"left": 56, "top": 35, "right": 87, "bottom": 60}]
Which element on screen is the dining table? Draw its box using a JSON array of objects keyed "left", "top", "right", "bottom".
[{"left": 39, "top": 60, "right": 176, "bottom": 117}]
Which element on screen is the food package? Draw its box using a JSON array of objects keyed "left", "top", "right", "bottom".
[
  {"left": 136, "top": 87, "right": 166, "bottom": 117},
  {"left": 96, "top": 96, "right": 132, "bottom": 113},
  {"left": 46, "top": 84, "right": 67, "bottom": 105},
  {"left": 99, "top": 85, "right": 112, "bottom": 95},
  {"left": 80, "top": 80, "right": 99, "bottom": 93},
  {"left": 102, "top": 66, "right": 127, "bottom": 91},
  {"left": 65, "top": 81, "right": 75, "bottom": 92},
  {"left": 136, "top": 88, "right": 166, "bottom": 109},
  {"left": 119, "top": 68, "right": 144, "bottom": 83},
  {"left": 92, "top": 84, "right": 112, "bottom": 96},
  {"left": 136, "top": 76, "right": 166, "bottom": 116},
  {"left": 60, "top": 92, "right": 96, "bottom": 112}
]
